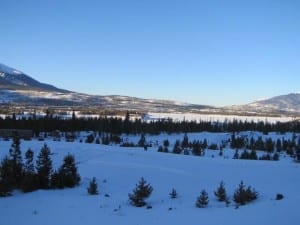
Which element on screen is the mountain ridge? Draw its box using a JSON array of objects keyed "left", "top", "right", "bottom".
[
  {"left": 0, "top": 63, "right": 299, "bottom": 115},
  {"left": 0, "top": 63, "right": 69, "bottom": 93}
]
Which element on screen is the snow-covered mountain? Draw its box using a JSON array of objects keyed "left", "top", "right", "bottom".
[
  {"left": 247, "top": 93, "right": 300, "bottom": 113},
  {"left": 0, "top": 63, "right": 210, "bottom": 112},
  {"left": 0, "top": 63, "right": 67, "bottom": 92},
  {"left": 0, "top": 63, "right": 299, "bottom": 115},
  {"left": 225, "top": 93, "right": 300, "bottom": 115}
]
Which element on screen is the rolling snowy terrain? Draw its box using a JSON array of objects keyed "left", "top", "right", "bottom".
[{"left": 1, "top": 132, "right": 299, "bottom": 225}]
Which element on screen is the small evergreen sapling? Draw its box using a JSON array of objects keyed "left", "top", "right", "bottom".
[
  {"left": 233, "top": 181, "right": 258, "bottom": 205},
  {"left": 169, "top": 188, "right": 178, "bottom": 199},
  {"left": 196, "top": 189, "right": 209, "bottom": 208},
  {"left": 128, "top": 177, "right": 153, "bottom": 207},
  {"left": 87, "top": 177, "right": 98, "bottom": 195},
  {"left": 214, "top": 181, "right": 227, "bottom": 202}
]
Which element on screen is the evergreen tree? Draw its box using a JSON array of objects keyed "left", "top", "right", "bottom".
[
  {"left": 202, "top": 138, "right": 208, "bottom": 149},
  {"left": 87, "top": 177, "right": 98, "bottom": 195},
  {"left": 233, "top": 149, "right": 239, "bottom": 159},
  {"left": 192, "top": 141, "right": 202, "bottom": 156},
  {"left": 21, "top": 149, "right": 38, "bottom": 193},
  {"left": 123, "top": 111, "right": 131, "bottom": 135},
  {"left": 233, "top": 181, "right": 258, "bottom": 205},
  {"left": 85, "top": 134, "right": 95, "bottom": 143},
  {"left": 169, "top": 188, "right": 178, "bottom": 199},
  {"left": 36, "top": 144, "right": 53, "bottom": 189},
  {"left": 276, "top": 138, "right": 282, "bottom": 152},
  {"left": 157, "top": 146, "right": 164, "bottom": 152},
  {"left": 265, "top": 138, "right": 274, "bottom": 153},
  {"left": 249, "top": 150, "right": 258, "bottom": 160},
  {"left": 163, "top": 139, "right": 170, "bottom": 148},
  {"left": 128, "top": 177, "right": 153, "bottom": 207},
  {"left": 0, "top": 156, "right": 13, "bottom": 197},
  {"left": 196, "top": 189, "right": 209, "bottom": 208},
  {"left": 172, "top": 140, "right": 182, "bottom": 154},
  {"left": 138, "top": 133, "right": 146, "bottom": 147},
  {"left": 214, "top": 181, "right": 227, "bottom": 202},
  {"left": 181, "top": 133, "right": 189, "bottom": 149},
  {"left": 24, "top": 149, "right": 34, "bottom": 173},
  {"left": 57, "top": 154, "right": 81, "bottom": 188},
  {"left": 8, "top": 135, "right": 23, "bottom": 188},
  {"left": 50, "top": 170, "right": 64, "bottom": 189},
  {"left": 240, "top": 150, "right": 250, "bottom": 159}
]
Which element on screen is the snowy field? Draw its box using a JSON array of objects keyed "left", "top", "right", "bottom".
[
  {"left": 146, "top": 112, "right": 297, "bottom": 123},
  {"left": 1, "top": 132, "right": 300, "bottom": 225}
]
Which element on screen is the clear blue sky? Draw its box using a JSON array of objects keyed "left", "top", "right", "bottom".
[{"left": 0, "top": 0, "right": 299, "bottom": 106}]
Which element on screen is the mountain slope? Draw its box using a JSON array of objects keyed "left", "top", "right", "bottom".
[
  {"left": 0, "top": 63, "right": 68, "bottom": 92},
  {"left": 247, "top": 93, "right": 300, "bottom": 112},
  {"left": 224, "top": 93, "right": 300, "bottom": 116},
  {"left": 0, "top": 63, "right": 299, "bottom": 115},
  {"left": 0, "top": 63, "right": 211, "bottom": 112}
]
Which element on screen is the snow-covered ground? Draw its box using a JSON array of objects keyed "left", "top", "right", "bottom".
[
  {"left": 146, "top": 112, "right": 297, "bottom": 123},
  {"left": 0, "top": 132, "right": 299, "bottom": 225}
]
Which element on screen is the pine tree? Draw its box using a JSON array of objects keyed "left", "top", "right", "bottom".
[
  {"left": 128, "top": 177, "right": 153, "bottom": 207},
  {"left": 196, "top": 189, "right": 209, "bottom": 208},
  {"left": 0, "top": 156, "right": 13, "bottom": 197},
  {"left": 138, "top": 133, "right": 146, "bottom": 147},
  {"left": 192, "top": 141, "right": 202, "bottom": 156},
  {"left": 214, "top": 181, "right": 227, "bottom": 202},
  {"left": 87, "top": 177, "right": 98, "bottom": 195},
  {"left": 249, "top": 150, "right": 258, "bottom": 160},
  {"left": 36, "top": 144, "right": 53, "bottom": 189},
  {"left": 50, "top": 170, "right": 64, "bottom": 189},
  {"left": 163, "top": 139, "right": 170, "bottom": 148},
  {"left": 169, "top": 188, "right": 178, "bottom": 199},
  {"left": 233, "top": 181, "right": 258, "bottom": 205},
  {"left": 21, "top": 149, "right": 38, "bottom": 193},
  {"left": 233, "top": 149, "right": 239, "bottom": 159},
  {"left": 233, "top": 181, "right": 247, "bottom": 205},
  {"left": 172, "top": 140, "right": 182, "bottom": 154},
  {"left": 181, "top": 133, "right": 189, "bottom": 149},
  {"left": 8, "top": 135, "right": 23, "bottom": 188},
  {"left": 57, "top": 154, "right": 81, "bottom": 188}
]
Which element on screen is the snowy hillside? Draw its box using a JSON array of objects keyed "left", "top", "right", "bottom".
[
  {"left": 247, "top": 93, "right": 300, "bottom": 113},
  {"left": 1, "top": 132, "right": 299, "bottom": 225},
  {"left": 0, "top": 63, "right": 23, "bottom": 75},
  {"left": 227, "top": 93, "right": 300, "bottom": 115}
]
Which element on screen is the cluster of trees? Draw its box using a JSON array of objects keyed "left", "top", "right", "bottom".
[
  {"left": 1, "top": 111, "right": 299, "bottom": 135},
  {"left": 127, "top": 178, "right": 258, "bottom": 209},
  {"left": 231, "top": 134, "right": 298, "bottom": 152},
  {"left": 158, "top": 134, "right": 209, "bottom": 156},
  {"left": 233, "top": 149, "right": 280, "bottom": 161},
  {"left": 230, "top": 133, "right": 300, "bottom": 160},
  {"left": 0, "top": 136, "right": 80, "bottom": 197}
]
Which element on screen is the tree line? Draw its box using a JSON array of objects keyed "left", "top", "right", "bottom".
[{"left": 0, "top": 112, "right": 299, "bottom": 135}]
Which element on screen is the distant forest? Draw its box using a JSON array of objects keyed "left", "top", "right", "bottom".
[{"left": 0, "top": 112, "right": 299, "bottom": 135}]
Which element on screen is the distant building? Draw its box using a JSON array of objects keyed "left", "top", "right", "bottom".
[{"left": 0, "top": 129, "right": 33, "bottom": 140}]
